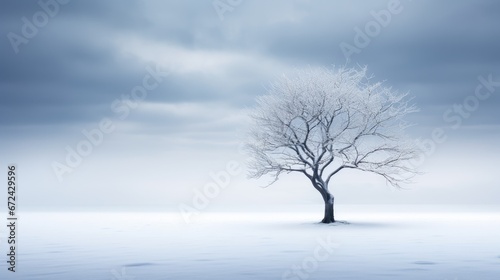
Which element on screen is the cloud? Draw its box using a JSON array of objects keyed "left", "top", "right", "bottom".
[
  {"left": 1, "top": 0, "right": 499, "bottom": 209},
  {"left": 2, "top": 0, "right": 499, "bottom": 131}
]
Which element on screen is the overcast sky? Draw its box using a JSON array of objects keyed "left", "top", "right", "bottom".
[{"left": 0, "top": 0, "right": 499, "bottom": 212}]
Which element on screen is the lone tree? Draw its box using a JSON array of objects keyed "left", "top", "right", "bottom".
[{"left": 246, "top": 66, "right": 419, "bottom": 223}]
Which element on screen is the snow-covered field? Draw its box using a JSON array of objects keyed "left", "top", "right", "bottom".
[{"left": 1, "top": 205, "right": 499, "bottom": 280}]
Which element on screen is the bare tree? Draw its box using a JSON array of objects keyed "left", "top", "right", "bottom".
[{"left": 246, "top": 66, "right": 419, "bottom": 223}]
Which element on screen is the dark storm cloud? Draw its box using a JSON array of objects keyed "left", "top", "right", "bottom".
[{"left": 1, "top": 0, "right": 499, "bottom": 135}]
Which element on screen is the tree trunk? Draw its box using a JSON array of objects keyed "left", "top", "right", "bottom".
[{"left": 321, "top": 194, "right": 335, "bottom": 223}]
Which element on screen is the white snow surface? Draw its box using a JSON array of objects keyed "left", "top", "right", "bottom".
[{"left": 1, "top": 205, "right": 499, "bottom": 279}]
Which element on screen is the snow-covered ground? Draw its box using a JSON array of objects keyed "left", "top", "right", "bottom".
[{"left": 1, "top": 205, "right": 499, "bottom": 279}]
